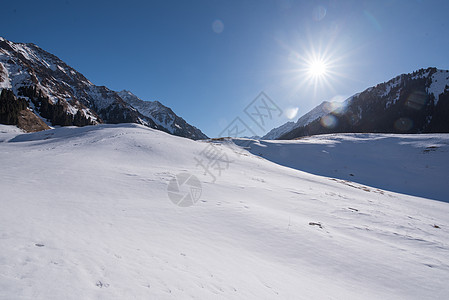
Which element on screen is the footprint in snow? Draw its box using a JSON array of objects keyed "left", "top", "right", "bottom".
[
  {"left": 96, "top": 281, "right": 110, "bottom": 288},
  {"left": 309, "top": 222, "right": 323, "bottom": 229}
]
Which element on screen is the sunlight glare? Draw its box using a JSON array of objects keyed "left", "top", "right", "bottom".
[
  {"left": 308, "top": 59, "right": 327, "bottom": 77},
  {"left": 279, "top": 35, "right": 350, "bottom": 98}
]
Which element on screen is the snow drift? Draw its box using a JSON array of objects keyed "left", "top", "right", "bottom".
[{"left": 0, "top": 124, "right": 448, "bottom": 299}]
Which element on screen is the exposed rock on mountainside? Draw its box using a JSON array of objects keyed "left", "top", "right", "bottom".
[
  {"left": 118, "top": 90, "right": 207, "bottom": 140},
  {"left": 263, "top": 68, "right": 449, "bottom": 140},
  {"left": 278, "top": 68, "right": 449, "bottom": 139},
  {"left": 0, "top": 37, "right": 207, "bottom": 139},
  {"left": 0, "top": 89, "right": 49, "bottom": 132}
]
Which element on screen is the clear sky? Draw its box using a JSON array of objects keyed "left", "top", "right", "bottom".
[{"left": 2, "top": 0, "right": 449, "bottom": 137}]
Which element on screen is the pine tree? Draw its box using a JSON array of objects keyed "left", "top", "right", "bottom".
[{"left": 0, "top": 89, "right": 28, "bottom": 125}]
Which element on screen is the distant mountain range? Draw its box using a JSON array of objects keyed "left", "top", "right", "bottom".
[
  {"left": 261, "top": 99, "right": 351, "bottom": 139},
  {"left": 2, "top": 36, "right": 448, "bottom": 141},
  {"left": 0, "top": 37, "right": 207, "bottom": 139},
  {"left": 264, "top": 67, "right": 449, "bottom": 140}
]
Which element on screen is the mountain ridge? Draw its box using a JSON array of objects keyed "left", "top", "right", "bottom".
[
  {"left": 117, "top": 90, "right": 207, "bottom": 140},
  {"left": 0, "top": 37, "right": 207, "bottom": 139},
  {"left": 267, "top": 67, "right": 449, "bottom": 140}
]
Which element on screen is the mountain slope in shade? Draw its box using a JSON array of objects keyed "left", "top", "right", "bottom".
[
  {"left": 262, "top": 101, "right": 333, "bottom": 140},
  {"left": 234, "top": 133, "right": 449, "bottom": 202},
  {"left": 117, "top": 90, "right": 207, "bottom": 140},
  {"left": 0, "top": 89, "right": 50, "bottom": 132},
  {"left": 262, "top": 95, "right": 359, "bottom": 140},
  {"left": 279, "top": 67, "right": 449, "bottom": 139},
  {"left": 0, "top": 37, "right": 207, "bottom": 139},
  {"left": 261, "top": 120, "right": 296, "bottom": 140}
]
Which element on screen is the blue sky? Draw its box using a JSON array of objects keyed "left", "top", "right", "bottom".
[{"left": 2, "top": 0, "right": 449, "bottom": 137}]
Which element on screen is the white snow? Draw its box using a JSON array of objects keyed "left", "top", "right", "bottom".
[
  {"left": 0, "top": 52, "right": 31, "bottom": 94},
  {"left": 0, "top": 125, "right": 23, "bottom": 142},
  {"left": 118, "top": 90, "right": 178, "bottom": 133},
  {"left": 0, "top": 124, "right": 448, "bottom": 299},
  {"left": 236, "top": 133, "right": 449, "bottom": 202},
  {"left": 57, "top": 65, "right": 67, "bottom": 74},
  {"left": 261, "top": 121, "right": 296, "bottom": 140},
  {"left": 427, "top": 69, "right": 449, "bottom": 105},
  {"left": 381, "top": 76, "right": 401, "bottom": 98},
  {"left": 85, "top": 86, "right": 116, "bottom": 110},
  {"left": 0, "top": 62, "right": 12, "bottom": 89},
  {"left": 382, "top": 75, "right": 404, "bottom": 108},
  {"left": 411, "top": 70, "right": 431, "bottom": 80}
]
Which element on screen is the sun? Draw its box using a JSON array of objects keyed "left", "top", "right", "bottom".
[
  {"left": 281, "top": 37, "right": 350, "bottom": 97},
  {"left": 308, "top": 59, "right": 327, "bottom": 77}
]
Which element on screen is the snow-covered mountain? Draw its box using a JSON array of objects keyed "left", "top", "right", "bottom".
[
  {"left": 262, "top": 95, "right": 360, "bottom": 140},
  {"left": 1, "top": 123, "right": 448, "bottom": 299},
  {"left": 262, "top": 101, "right": 335, "bottom": 139},
  {"left": 0, "top": 37, "right": 207, "bottom": 139},
  {"left": 277, "top": 68, "right": 449, "bottom": 139},
  {"left": 117, "top": 90, "right": 207, "bottom": 140},
  {"left": 261, "top": 120, "right": 296, "bottom": 140}
]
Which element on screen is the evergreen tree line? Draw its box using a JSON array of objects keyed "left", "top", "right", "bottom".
[
  {"left": 0, "top": 89, "right": 28, "bottom": 125},
  {"left": 18, "top": 86, "right": 94, "bottom": 127},
  {"left": 279, "top": 76, "right": 449, "bottom": 139}
]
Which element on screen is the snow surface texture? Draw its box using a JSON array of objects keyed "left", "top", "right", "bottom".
[
  {"left": 0, "top": 124, "right": 448, "bottom": 299},
  {"left": 237, "top": 134, "right": 449, "bottom": 202}
]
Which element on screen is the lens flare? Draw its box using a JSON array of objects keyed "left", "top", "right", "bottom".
[
  {"left": 323, "top": 101, "right": 348, "bottom": 115},
  {"left": 212, "top": 20, "right": 224, "bottom": 34},
  {"left": 285, "top": 107, "right": 299, "bottom": 119},
  {"left": 320, "top": 115, "right": 337, "bottom": 129},
  {"left": 394, "top": 118, "right": 413, "bottom": 131},
  {"left": 406, "top": 91, "right": 427, "bottom": 110},
  {"left": 313, "top": 5, "right": 327, "bottom": 21}
]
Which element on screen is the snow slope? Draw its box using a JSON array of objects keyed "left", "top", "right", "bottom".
[
  {"left": 237, "top": 134, "right": 449, "bottom": 202},
  {"left": 0, "top": 124, "right": 448, "bottom": 299}
]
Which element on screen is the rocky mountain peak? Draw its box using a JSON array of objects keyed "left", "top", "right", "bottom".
[
  {"left": 275, "top": 67, "right": 449, "bottom": 140},
  {"left": 0, "top": 37, "right": 207, "bottom": 139}
]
